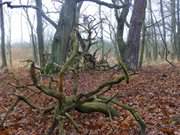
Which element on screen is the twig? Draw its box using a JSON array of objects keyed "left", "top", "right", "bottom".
[
  {"left": 151, "top": 11, "right": 176, "bottom": 67},
  {"left": 65, "top": 112, "right": 80, "bottom": 132},
  {"left": 0, "top": 98, "right": 19, "bottom": 127},
  {"left": 46, "top": 118, "right": 59, "bottom": 135},
  {"left": 30, "top": 62, "right": 61, "bottom": 99},
  {"left": 105, "top": 93, "right": 119, "bottom": 104},
  {"left": 107, "top": 98, "right": 146, "bottom": 135},
  {"left": 13, "top": 94, "right": 41, "bottom": 110}
]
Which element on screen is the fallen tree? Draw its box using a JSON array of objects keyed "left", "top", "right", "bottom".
[{"left": 0, "top": 32, "right": 146, "bottom": 135}]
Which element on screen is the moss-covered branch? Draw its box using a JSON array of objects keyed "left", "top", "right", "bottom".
[
  {"left": 30, "top": 61, "right": 61, "bottom": 99},
  {"left": 78, "top": 76, "right": 125, "bottom": 100},
  {"left": 99, "top": 96, "right": 146, "bottom": 135}
]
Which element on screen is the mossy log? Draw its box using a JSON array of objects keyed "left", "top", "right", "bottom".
[
  {"left": 63, "top": 96, "right": 118, "bottom": 117},
  {"left": 76, "top": 101, "right": 118, "bottom": 117}
]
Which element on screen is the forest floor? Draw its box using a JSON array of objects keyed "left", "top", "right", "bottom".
[{"left": 0, "top": 64, "right": 179, "bottom": 135}]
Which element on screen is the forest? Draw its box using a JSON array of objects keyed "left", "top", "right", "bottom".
[{"left": 0, "top": 0, "right": 179, "bottom": 135}]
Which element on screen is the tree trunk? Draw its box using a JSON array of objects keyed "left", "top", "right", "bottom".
[
  {"left": 124, "top": 0, "right": 147, "bottom": 70},
  {"left": 160, "top": 0, "right": 166, "bottom": 59},
  {"left": 177, "top": 0, "right": 180, "bottom": 60},
  {"left": 0, "top": 0, "right": 7, "bottom": 68},
  {"left": 25, "top": 9, "right": 39, "bottom": 64},
  {"left": 171, "top": 0, "right": 176, "bottom": 58},
  {"left": 148, "top": 0, "right": 158, "bottom": 61},
  {"left": 99, "top": 2, "right": 105, "bottom": 61},
  {"left": 35, "top": 0, "right": 45, "bottom": 67},
  {"left": 7, "top": 13, "right": 12, "bottom": 67},
  {"left": 51, "top": 0, "right": 77, "bottom": 65},
  {"left": 76, "top": 2, "right": 83, "bottom": 26},
  {"left": 112, "top": 0, "right": 130, "bottom": 62},
  {"left": 139, "top": 22, "right": 146, "bottom": 68}
]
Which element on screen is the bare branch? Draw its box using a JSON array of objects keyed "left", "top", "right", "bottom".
[
  {"left": 30, "top": 62, "right": 61, "bottom": 99},
  {"left": 65, "top": 112, "right": 80, "bottom": 132},
  {"left": 0, "top": 98, "right": 19, "bottom": 127},
  {"left": 78, "top": 76, "right": 125, "bottom": 100},
  {"left": 3, "top": 2, "right": 57, "bottom": 28},
  {"left": 77, "top": 0, "right": 128, "bottom": 9}
]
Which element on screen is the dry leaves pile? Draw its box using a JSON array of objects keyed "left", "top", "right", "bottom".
[{"left": 0, "top": 64, "right": 179, "bottom": 135}]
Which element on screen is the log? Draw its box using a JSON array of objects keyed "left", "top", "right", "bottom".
[{"left": 76, "top": 101, "right": 118, "bottom": 117}]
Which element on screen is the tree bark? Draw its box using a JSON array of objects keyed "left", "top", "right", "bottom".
[
  {"left": 35, "top": 0, "right": 45, "bottom": 67},
  {"left": 51, "top": 0, "right": 77, "bottom": 65},
  {"left": 112, "top": 0, "right": 130, "bottom": 62},
  {"left": 124, "top": 0, "right": 147, "bottom": 70},
  {"left": 148, "top": 0, "right": 158, "bottom": 61},
  {"left": 0, "top": 0, "right": 7, "bottom": 68},
  {"left": 139, "top": 22, "right": 146, "bottom": 68},
  {"left": 177, "top": 0, "right": 180, "bottom": 60},
  {"left": 99, "top": 1, "right": 105, "bottom": 61},
  {"left": 23, "top": 3, "right": 39, "bottom": 64},
  {"left": 171, "top": 0, "right": 176, "bottom": 58},
  {"left": 159, "top": 0, "right": 166, "bottom": 58},
  {"left": 7, "top": 12, "right": 12, "bottom": 67}
]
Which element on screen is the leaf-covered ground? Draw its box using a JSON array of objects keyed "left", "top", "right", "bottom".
[{"left": 0, "top": 64, "right": 179, "bottom": 135}]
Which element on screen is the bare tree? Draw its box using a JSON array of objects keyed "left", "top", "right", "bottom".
[
  {"left": 139, "top": 21, "right": 146, "bottom": 68},
  {"left": 19, "top": 0, "right": 38, "bottom": 64},
  {"left": 112, "top": 0, "right": 130, "bottom": 62},
  {"left": 0, "top": 0, "right": 7, "bottom": 69},
  {"left": 25, "top": 10, "right": 38, "bottom": 64},
  {"left": 6, "top": 9, "right": 12, "bottom": 67},
  {"left": 35, "top": 0, "right": 45, "bottom": 67},
  {"left": 51, "top": 0, "right": 77, "bottom": 65},
  {"left": 171, "top": 0, "right": 176, "bottom": 58},
  {"left": 1, "top": 38, "right": 145, "bottom": 135},
  {"left": 98, "top": 1, "right": 105, "bottom": 62},
  {"left": 177, "top": 0, "right": 180, "bottom": 60},
  {"left": 159, "top": 0, "right": 167, "bottom": 58},
  {"left": 51, "top": 0, "right": 127, "bottom": 65},
  {"left": 124, "top": 0, "right": 147, "bottom": 70},
  {"left": 149, "top": 0, "right": 158, "bottom": 61}
]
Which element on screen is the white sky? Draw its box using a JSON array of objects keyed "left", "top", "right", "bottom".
[
  {"left": 2, "top": 0, "right": 119, "bottom": 44},
  {"left": 4, "top": 0, "right": 57, "bottom": 43},
  {"left": 2, "top": 0, "right": 161, "bottom": 44}
]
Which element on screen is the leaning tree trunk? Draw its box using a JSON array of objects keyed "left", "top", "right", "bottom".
[
  {"left": 0, "top": 0, "right": 7, "bottom": 69},
  {"left": 124, "top": 0, "right": 147, "bottom": 70},
  {"left": 25, "top": 8, "right": 39, "bottom": 64},
  {"left": 51, "top": 0, "right": 77, "bottom": 65},
  {"left": 35, "top": 0, "right": 45, "bottom": 67}
]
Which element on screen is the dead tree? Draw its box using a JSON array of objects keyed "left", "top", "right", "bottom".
[
  {"left": 20, "top": 0, "right": 39, "bottom": 64},
  {"left": 77, "top": 15, "right": 100, "bottom": 69},
  {"left": 50, "top": 0, "right": 127, "bottom": 65},
  {"left": 0, "top": 33, "right": 146, "bottom": 135}
]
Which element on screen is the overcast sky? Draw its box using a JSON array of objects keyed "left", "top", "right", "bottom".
[
  {"left": 2, "top": 0, "right": 160, "bottom": 44},
  {"left": 2, "top": 0, "right": 124, "bottom": 44}
]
